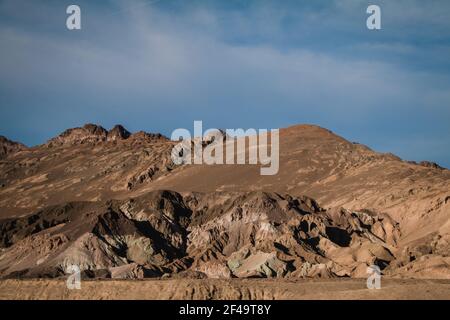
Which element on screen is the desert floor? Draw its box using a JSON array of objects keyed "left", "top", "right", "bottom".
[{"left": 0, "top": 278, "right": 449, "bottom": 300}]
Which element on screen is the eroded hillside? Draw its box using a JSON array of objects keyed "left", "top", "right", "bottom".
[{"left": 0, "top": 124, "right": 449, "bottom": 279}]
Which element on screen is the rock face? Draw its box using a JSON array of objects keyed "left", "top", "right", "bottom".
[
  {"left": 0, "top": 123, "right": 449, "bottom": 280},
  {"left": 418, "top": 161, "right": 445, "bottom": 170},
  {"left": 0, "top": 136, "right": 26, "bottom": 159},
  {"left": 0, "top": 190, "right": 405, "bottom": 279},
  {"left": 107, "top": 125, "right": 131, "bottom": 141},
  {"left": 0, "top": 124, "right": 173, "bottom": 210}
]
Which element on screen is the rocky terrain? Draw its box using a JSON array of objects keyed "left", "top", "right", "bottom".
[
  {"left": 0, "top": 136, "right": 26, "bottom": 160},
  {"left": 0, "top": 123, "right": 449, "bottom": 284},
  {"left": 1, "top": 278, "right": 449, "bottom": 300}
]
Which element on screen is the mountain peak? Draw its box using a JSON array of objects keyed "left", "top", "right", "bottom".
[
  {"left": 0, "top": 135, "right": 26, "bottom": 159},
  {"left": 46, "top": 123, "right": 168, "bottom": 147},
  {"left": 47, "top": 123, "right": 108, "bottom": 147},
  {"left": 108, "top": 125, "right": 131, "bottom": 141},
  {"left": 281, "top": 124, "right": 338, "bottom": 138},
  {"left": 130, "top": 131, "right": 168, "bottom": 142}
]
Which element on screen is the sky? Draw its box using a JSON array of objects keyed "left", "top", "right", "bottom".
[{"left": 0, "top": 0, "right": 449, "bottom": 167}]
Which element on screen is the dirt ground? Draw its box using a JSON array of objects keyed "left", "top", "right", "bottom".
[{"left": 0, "top": 278, "right": 449, "bottom": 300}]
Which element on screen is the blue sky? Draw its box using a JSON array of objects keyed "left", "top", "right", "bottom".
[{"left": 1, "top": 0, "right": 450, "bottom": 167}]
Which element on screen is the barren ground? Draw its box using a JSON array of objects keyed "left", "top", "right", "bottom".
[{"left": 0, "top": 278, "right": 449, "bottom": 300}]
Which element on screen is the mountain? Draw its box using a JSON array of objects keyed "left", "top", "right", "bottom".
[
  {"left": 0, "top": 123, "right": 448, "bottom": 280},
  {"left": 0, "top": 135, "right": 26, "bottom": 160}
]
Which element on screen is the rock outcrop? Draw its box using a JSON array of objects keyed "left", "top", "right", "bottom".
[
  {"left": 0, "top": 136, "right": 26, "bottom": 159},
  {"left": 107, "top": 125, "right": 131, "bottom": 141},
  {"left": 0, "top": 190, "right": 411, "bottom": 280}
]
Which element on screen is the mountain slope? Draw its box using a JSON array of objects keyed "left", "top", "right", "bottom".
[
  {"left": 0, "top": 123, "right": 449, "bottom": 279},
  {"left": 0, "top": 136, "right": 26, "bottom": 160},
  {"left": 0, "top": 190, "right": 409, "bottom": 279},
  {"left": 142, "top": 125, "right": 450, "bottom": 247}
]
